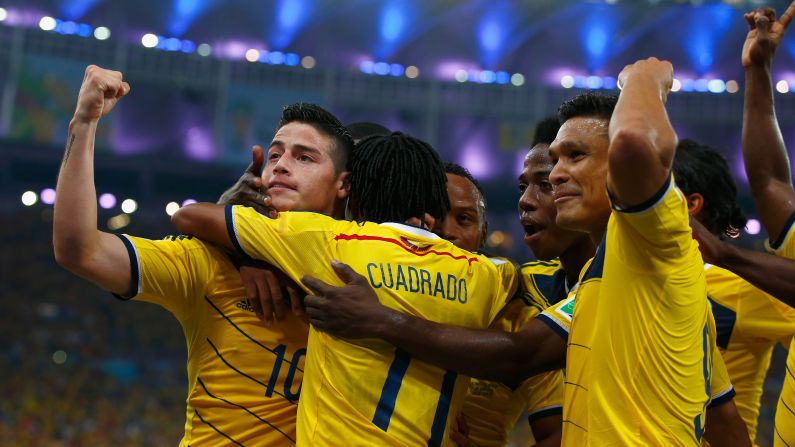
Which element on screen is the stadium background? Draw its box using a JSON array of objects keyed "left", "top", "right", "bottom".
[{"left": 1, "top": 0, "right": 794, "bottom": 445}]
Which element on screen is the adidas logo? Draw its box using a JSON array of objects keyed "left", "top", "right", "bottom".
[{"left": 236, "top": 299, "right": 261, "bottom": 314}]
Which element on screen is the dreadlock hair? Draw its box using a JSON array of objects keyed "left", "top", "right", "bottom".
[
  {"left": 348, "top": 132, "right": 450, "bottom": 224},
  {"left": 346, "top": 121, "right": 391, "bottom": 143},
  {"left": 277, "top": 103, "right": 354, "bottom": 174},
  {"left": 444, "top": 162, "right": 487, "bottom": 224},
  {"left": 531, "top": 116, "right": 561, "bottom": 147},
  {"left": 558, "top": 92, "right": 618, "bottom": 124},
  {"left": 673, "top": 139, "right": 747, "bottom": 239}
]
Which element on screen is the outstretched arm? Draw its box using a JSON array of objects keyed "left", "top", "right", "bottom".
[
  {"left": 742, "top": 3, "right": 795, "bottom": 240},
  {"left": 171, "top": 203, "right": 234, "bottom": 251},
  {"left": 302, "top": 261, "right": 566, "bottom": 385},
  {"left": 608, "top": 58, "right": 677, "bottom": 208},
  {"left": 53, "top": 65, "right": 132, "bottom": 294}
]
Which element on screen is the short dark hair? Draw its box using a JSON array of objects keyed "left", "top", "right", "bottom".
[
  {"left": 346, "top": 122, "right": 391, "bottom": 143},
  {"left": 444, "top": 162, "right": 487, "bottom": 218},
  {"left": 277, "top": 103, "right": 354, "bottom": 174},
  {"left": 673, "top": 139, "right": 747, "bottom": 239},
  {"left": 348, "top": 132, "right": 450, "bottom": 224},
  {"left": 531, "top": 116, "right": 561, "bottom": 147},
  {"left": 558, "top": 92, "right": 618, "bottom": 124}
]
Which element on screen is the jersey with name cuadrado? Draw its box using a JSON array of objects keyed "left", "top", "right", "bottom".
[
  {"left": 767, "top": 211, "right": 795, "bottom": 447},
  {"left": 116, "top": 234, "right": 307, "bottom": 447},
  {"left": 538, "top": 175, "right": 714, "bottom": 445},
  {"left": 226, "top": 206, "right": 515, "bottom": 447},
  {"left": 706, "top": 263, "right": 795, "bottom": 445},
  {"left": 460, "top": 259, "right": 566, "bottom": 447}
]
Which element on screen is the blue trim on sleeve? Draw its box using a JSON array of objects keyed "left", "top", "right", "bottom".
[
  {"left": 612, "top": 173, "right": 672, "bottom": 214},
  {"left": 769, "top": 210, "right": 795, "bottom": 251},
  {"left": 537, "top": 314, "right": 569, "bottom": 342},
  {"left": 112, "top": 234, "right": 139, "bottom": 301},
  {"left": 225, "top": 205, "right": 247, "bottom": 257},
  {"left": 707, "top": 387, "right": 736, "bottom": 409},
  {"left": 528, "top": 405, "right": 563, "bottom": 423}
]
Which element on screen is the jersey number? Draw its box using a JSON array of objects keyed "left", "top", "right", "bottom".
[
  {"left": 372, "top": 349, "right": 457, "bottom": 447},
  {"left": 265, "top": 344, "right": 305, "bottom": 401}
]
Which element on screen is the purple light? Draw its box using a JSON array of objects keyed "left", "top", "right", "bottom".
[
  {"left": 99, "top": 193, "right": 117, "bottom": 209},
  {"left": 745, "top": 218, "right": 761, "bottom": 235},
  {"left": 182, "top": 199, "right": 197, "bottom": 207},
  {"left": 184, "top": 126, "right": 215, "bottom": 161},
  {"left": 40, "top": 188, "right": 56, "bottom": 205},
  {"left": 459, "top": 144, "right": 494, "bottom": 179}
]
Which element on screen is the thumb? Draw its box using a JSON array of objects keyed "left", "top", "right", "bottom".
[
  {"left": 251, "top": 145, "right": 265, "bottom": 175},
  {"left": 756, "top": 13, "right": 772, "bottom": 40},
  {"left": 301, "top": 274, "right": 334, "bottom": 295},
  {"left": 331, "top": 259, "right": 365, "bottom": 285}
]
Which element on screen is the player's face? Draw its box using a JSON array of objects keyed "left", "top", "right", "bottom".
[
  {"left": 548, "top": 117, "right": 612, "bottom": 236},
  {"left": 519, "top": 145, "right": 587, "bottom": 260},
  {"left": 435, "top": 173, "right": 485, "bottom": 252},
  {"left": 263, "top": 122, "right": 348, "bottom": 216}
]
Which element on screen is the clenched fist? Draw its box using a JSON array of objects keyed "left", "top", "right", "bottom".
[{"left": 73, "top": 65, "right": 130, "bottom": 124}]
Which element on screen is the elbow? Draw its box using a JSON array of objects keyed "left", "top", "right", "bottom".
[
  {"left": 53, "top": 236, "right": 91, "bottom": 273},
  {"left": 609, "top": 127, "right": 675, "bottom": 172},
  {"left": 171, "top": 206, "right": 197, "bottom": 235}
]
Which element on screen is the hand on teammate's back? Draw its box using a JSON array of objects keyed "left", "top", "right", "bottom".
[
  {"left": 742, "top": 4, "right": 795, "bottom": 69},
  {"left": 239, "top": 260, "right": 305, "bottom": 325},
  {"left": 217, "top": 145, "right": 277, "bottom": 217},
  {"left": 302, "top": 260, "right": 390, "bottom": 338}
]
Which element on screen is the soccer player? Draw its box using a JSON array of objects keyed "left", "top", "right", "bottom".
[
  {"left": 52, "top": 65, "right": 353, "bottom": 445},
  {"left": 172, "top": 132, "right": 518, "bottom": 446},
  {"left": 739, "top": 4, "right": 795, "bottom": 445},
  {"left": 300, "top": 60, "right": 723, "bottom": 445}
]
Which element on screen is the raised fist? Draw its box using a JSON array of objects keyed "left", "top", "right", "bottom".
[{"left": 73, "top": 65, "right": 130, "bottom": 124}]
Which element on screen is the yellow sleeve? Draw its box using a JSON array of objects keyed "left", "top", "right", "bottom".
[
  {"left": 766, "top": 210, "right": 795, "bottom": 259},
  {"left": 537, "top": 289, "right": 576, "bottom": 341},
  {"left": 522, "top": 369, "right": 564, "bottom": 423},
  {"left": 610, "top": 174, "right": 697, "bottom": 273},
  {"left": 488, "top": 257, "right": 519, "bottom": 323},
  {"left": 708, "top": 345, "right": 736, "bottom": 409},
  {"left": 227, "top": 205, "right": 336, "bottom": 290},
  {"left": 117, "top": 234, "right": 213, "bottom": 322},
  {"left": 735, "top": 280, "right": 795, "bottom": 346}
]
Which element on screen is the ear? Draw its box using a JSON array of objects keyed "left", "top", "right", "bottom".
[
  {"left": 421, "top": 213, "right": 437, "bottom": 230},
  {"left": 335, "top": 171, "right": 351, "bottom": 200},
  {"left": 685, "top": 192, "right": 704, "bottom": 217}
]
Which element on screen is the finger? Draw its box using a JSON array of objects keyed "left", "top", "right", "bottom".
[
  {"left": 330, "top": 259, "right": 365, "bottom": 285},
  {"left": 250, "top": 145, "right": 265, "bottom": 176},
  {"left": 301, "top": 274, "right": 335, "bottom": 295},
  {"left": 254, "top": 176, "right": 263, "bottom": 189},
  {"left": 448, "top": 430, "right": 468, "bottom": 447},
  {"left": 256, "top": 278, "right": 274, "bottom": 326},
  {"left": 745, "top": 12, "right": 756, "bottom": 30},
  {"left": 782, "top": 0, "right": 795, "bottom": 29},
  {"left": 286, "top": 284, "right": 305, "bottom": 315},
  {"left": 303, "top": 294, "right": 329, "bottom": 310},
  {"left": 756, "top": 14, "right": 771, "bottom": 40},
  {"left": 119, "top": 81, "right": 131, "bottom": 97},
  {"left": 265, "top": 270, "right": 288, "bottom": 321}
]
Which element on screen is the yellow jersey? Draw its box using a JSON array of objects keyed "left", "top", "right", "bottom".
[
  {"left": 116, "top": 234, "right": 307, "bottom": 446},
  {"left": 460, "top": 260, "right": 566, "bottom": 447},
  {"left": 227, "top": 206, "right": 515, "bottom": 447},
  {"left": 705, "top": 263, "right": 795, "bottom": 444},
  {"left": 541, "top": 175, "right": 714, "bottom": 445},
  {"left": 768, "top": 211, "right": 795, "bottom": 447}
]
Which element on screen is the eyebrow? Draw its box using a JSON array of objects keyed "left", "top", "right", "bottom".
[{"left": 269, "top": 140, "right": 323, "bottom": 156}]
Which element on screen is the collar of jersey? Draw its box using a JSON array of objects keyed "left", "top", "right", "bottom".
[{"left": 380, "top": 222, "right": 441, "bottom": 240}]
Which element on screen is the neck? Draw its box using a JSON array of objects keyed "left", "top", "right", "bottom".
[{"left": 559, "top": 236, "right": 596, "bottom": 285}]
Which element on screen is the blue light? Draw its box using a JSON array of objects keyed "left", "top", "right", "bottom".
[
  {"left": 602, "top": 76, "right": 617, "bottom": 89},
  {"left": 707, "top": 79, "right": 726, "bottom": 94},
  {"left": 580, "top": 7, "right": 614, "bottom": 72},
  {"left": 468, "top": 70, "right": 481, "bottom": 83},
  {"left": 496, "top": 71, "right": 510, "bottom": 84},
  {"left": 285, "top": 53, "right": 300, "bottom": 66},
  {"left": 479, "top": 20, "right": 502, "bottom": 53},
  {"left": 278, "top": 0, "right": 304, "bottom": 29},
  {"left": 681, "top": 79, "right": 695, "bottom": 92},
  {"left": 390, "top": 64, "right": 404, "bottom": 76},
  {"left": 380, "top": 4, "right": 404, "bottom": 43},
  {"left": 77, "top": 23, "right": 92, "bottom": 37},
  {"left": 586, "top": 76, "right": 603, "bottom": 89},
  {"left": 258, "top": 51, "right": 270, "bottom": 62},
  {"left": 685, "top": 4, "right": 732, "bottom": 75},
  {"left": 694, "top": 79, "right": 709, "bottom": 92},
  {"left": 272, "top": 0, "right": 308, "bottom": 49},
  {"left": 61, "top": 21, "right": 78, "bottom": 35},
  {"left": 480, "top": 70, "right": 496, "bottom": 84},
  {"left": 180, "top": 40, "right": 196, "bottom": 53},
  {"left": 169, "top": 0, "right": 209, "bottom": 36},
  {"left": 374, "top": 62, "right": 390, "bottom": 75},
  {"left": 574, "top": 76, "right": 587, "bottom": 89},
  {"left": 268, "top": 51, "right": 284, "bottom": 64},
  {"left": 59, "top": 0, "right": 100, "bottom": 21},
  {"left": 165, "top": 37, "right": 181, "bottom": 51},
  {"left": 360, "top": 61, "right": 374, "bottom": 74}
]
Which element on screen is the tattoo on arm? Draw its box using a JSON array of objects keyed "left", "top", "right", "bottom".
[{"left": 62, "top": 133, "right": 76, "bottom": 165}]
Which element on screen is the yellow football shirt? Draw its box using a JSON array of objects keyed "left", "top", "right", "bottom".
[
  {"left": 227, "top": 206, "right": 514, "bottom": 447},
  {"left": 116, "top": 234, "right": 307, "bottom": 446},
  {"left": 768, "top": 211, "right": 795, "bottom": 446},
  {"left": 705, "top": 263, "right": 795, "bottom": 444},
  {"left": 542, "top": 175, "right": 714, "bottom": 445},
  {"left": 460, "top": 260, "right": 566, "bottom": 447}
]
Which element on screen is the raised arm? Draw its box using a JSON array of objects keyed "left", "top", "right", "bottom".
[
  {"left": 742, "top": 3, "right": 795, "bottom": 239},
  {"left": 53, "top": 65, "right": 132, "bottom": 294},
  {"left": 302, "top": 261, "right": 565, "bottom": 385},
  {"left": 608, "top": 58, "right": 677, "bottom": 208}
]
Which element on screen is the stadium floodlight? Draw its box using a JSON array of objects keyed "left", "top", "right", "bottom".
[
  {"left": 165, "top": 201, "right": 180, "bottom": 216},
  {"left": 21, "top": 191, "right": 37, "bottom": 206},
  {"left": 511, "top": 73, "right": 525, "bottom": 87},
  {"left": 0, "top": 8, "right": 7, "bottom": 22},
  {"left": 93, "top": 26, "right": 111, "bottom": 40},
  {"left": 405, "top": 66, "right": 419, "bottom": 79},
  {"left": 39, "top": 16, "right": 56, "bottom": 31},
  {"left": 141, "top": 33, "right": 159, "bottom": 48},
  {"left": 121, "top": 199, "right": 138, "bottom": 214}
]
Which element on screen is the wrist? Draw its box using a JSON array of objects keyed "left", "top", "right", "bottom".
[
  {"left": 69, "top": 117, "right": 99, "bottom": 133},
  {"left": 371, "top": 306, "right": 404, "bottom": 339},
  {"left": 713, "top": 240, "right": 741, "bottom": 270}
]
